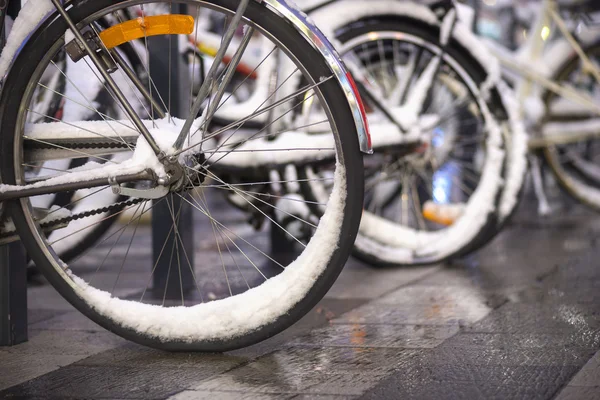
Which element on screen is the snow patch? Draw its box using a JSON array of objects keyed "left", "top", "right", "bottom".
[
  {"left": 69, "top": 163, "right": 347, "bottom": 343},
  {"left": 0, "top": 0, "right": 55, "bottom": 80},
  {"left": 497, "top": 81, "right": 528, "bottom": 219}
]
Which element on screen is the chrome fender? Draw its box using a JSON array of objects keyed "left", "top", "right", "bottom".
[{"left": 263, "top": 0, "right": 372, "bottom": 153}]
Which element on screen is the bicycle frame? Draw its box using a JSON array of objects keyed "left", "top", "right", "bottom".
[
  {"left": 481, "top": 0, "right": 600, "bottom": 148},
  {"left": 0, "top": 0, "right": 371, "bottom": 202}
]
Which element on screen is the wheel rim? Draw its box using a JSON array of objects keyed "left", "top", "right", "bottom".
[
  {"left": 543, "top": 45, "right": 600, "bottom": 209},
  {"left": 7, "top": 0, "right": 359, "bottom": 346},
  {"left": 306, "top": 29, "right": 505, "bottom": 264}
]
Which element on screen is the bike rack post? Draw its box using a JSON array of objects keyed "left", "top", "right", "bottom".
[
  {"left": 0, "top": 1, "right": 27, "bottom": 347},
  {"left": 0, "top": 242, "right": 28, "bottom": 346},
  {"left": 149, "top": 8, "right": 195, "bottom": 299}
]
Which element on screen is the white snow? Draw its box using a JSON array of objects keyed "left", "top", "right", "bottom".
[
  {"left": 0, "top": 0, "right": 55, "bottom": 80},
  {"left": 209, "top": 130, "right": 335, "bottom": 168},
  {"left": 68, "top": 162, "right": 347, "bottom": 343},
  {"left": 402, "top": 56, "right": 441, "bottom": 121},
  {"left": 356, "top": 97, "right": 505, "bottom": 263},
  {"left": 542, "top": 118, "right": 600, "bottom": 140},
  {"left": 300, "top": 0, "right": 510, "bottom": 263},
  {"left": 210, "top": 119, "right": 423, "bottom": 168},
  {"left": 496, "top": 80, "right": 529, "bottom": 220},
  {"left": 523, "top": 95, "right": 546, "bottom": 124},
  {"left": 64, "top": 28, "right": 75, "bottom": 46},
  {"left": 3, "top": 117, "right": 207, "bottom": 195},
  {"left": 440, "top": 9, "right": 457, "bottom": 45}
]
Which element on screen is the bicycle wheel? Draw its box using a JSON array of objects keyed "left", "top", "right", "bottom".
[
  {"left": 542, "top": 38, "right": 600, "bottom": 210},
  {"left": 1, "top": 0, "right": 363, "bottom": 351},
  {"left": 300, "top": 17, "right": 511, "bottom": 266}
]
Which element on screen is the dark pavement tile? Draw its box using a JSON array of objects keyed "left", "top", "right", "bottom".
[
  {"left": 0, "top": 330, "right": 128, "bottom": 391},
  {"left": 193, "top": 346, "right": 417, "bottom": 396},
  {"left": 170, "top": 391, "right": 286, "bottom": 399},
  {"left": 7, "top": 197, "right": 600, "bottom": 398},
  {"left": 227, "top": 297, "right": 367, "bottom": 359},
  {"left": 0, "top": 352, "right": 82, "bottom": 391},
  {"left": 418, "top": 343, "right": 595, "bottom": 368},
  {"left": 0, "top": 329, "right": 126, "bottom": 356},
  {"left": 360, "top": 380, "right": 563, "bottom": 400},
  {"left": 333, "top": 302, "right": 489, "bottom": 327},
  {"left": 29, "top": 310, "right": 106, "bottom": 332},
  {"left": 76, "top": 342, "right": 247, "bottom": 368},
  {"left": 567, "top": 351, "right": 600, "bottom": 387},
  {"left": 27, "top": 309, "right": 68, "bottom": 325},
  {"left": 465, "top": 302, "right": 600, "bottom": 340},
  {"left": 555, "top": 386, "right": 600, "bottom": 400},
  {"left": 325, "top": 262, "right": 438, "bottom": 300},
  {"left": 447, "top": 333, "right": 600, "bottom": 351},
  {"left": 398, "top": 361, "right": 579, "bottom": 388},
  {"left": 292, "top": 324, "right": 458, "bottom": 349},
  {"left": 0, "top": 365, "right": 226, "bottom": 399},
  {"left": 27, "top": 284, "right": 73, "bottom": 311},
  {"left": 290, "top": 395, "right": 359, "bottom": 400}
]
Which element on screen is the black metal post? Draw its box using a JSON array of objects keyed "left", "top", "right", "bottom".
[
  {"left": 0, "top": 0, "right": 27, "bottom": 347},
  {"left": 0, "top": 242, "right": 27, "bottom": 346},
  {"left": 149, "top": 14, "right": 195, "bottom": 299}
]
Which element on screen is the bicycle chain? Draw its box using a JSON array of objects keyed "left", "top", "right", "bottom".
[
  {"left": 26, "top": 140, "right": 131, "bottom": 150},
  {"left": 0, "top": 197, "right": 145, "bottom": 240}
]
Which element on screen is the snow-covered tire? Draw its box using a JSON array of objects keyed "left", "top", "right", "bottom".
[
  {"left": 306, "top": 5, "right": 526, "bottom": 266},
  {"left": 1, "top": 0, "right": 364, "bottom": 351},
  {"left": 542, "top": 37, "right": 600, "bottom": 211}
]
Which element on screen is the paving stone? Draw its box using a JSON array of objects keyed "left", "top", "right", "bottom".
[
  {"left": 27, "top": 309, "right": 68, "bottom": 325},
  {"left": 333, "top": 301, "right": 490, "bottom": 327},
  {"left": 169, "top": 390, "right": 286, "bottom": 399},
  {"left": 193, "top": 346, "right": 417, "bottom": 396},
  {"left": 0, "top": 365, "right": 225, "bottom": 399},
  {"left": 0, "top": 329, "right": 125, "bottom": 356},
  {"left": 228, "top": 298, "right": 367, "bottom": 360},
  {"left": 292, "top": 323, "right": 458, "bottom": 349},
  {"left": 0, "top": 352, "right": 81, "bottom": 391},
  {"left": 426, "top": 343, "right": 595, "bottom": 367},
  {"left": 27, "top": 285, "right": 73, "bottom": 311},
  {"left": 567, "top": 351, "right": 600, "bottom": 387},
  {"left": 414, "top": 267, "right": 532, "bottom": 294},
  {"left": 361, "top": 379, "right": 561, "bottom": 400},
  {"left": 290, "top": 396, "right": 359, "bottom": 400},
  {"left": 0, "top": 328, "right": 125, "bottom": 391},
  {"left": 325, "top": 262, "right": 438, "bottom": 300},
  {"left": 29, "top": 310, "right": 106, "bottom": 332},
  {"left": 555, "top": 385, "right": 600, "bottom": 400},
  {"left": 465, "top": 302, "right": 600, "bottom": 338},
  {"left": 77, "top": 343, "right": 247, "bottom": 369},
  {"left": 396, "top": 356, "right": 580, "bottom": 389},
  {"left": 7, "top": 199, "right": 600, "bottom": 398},
  {"left": 447, "top": 333, "right": 600, "bottom": 350}
]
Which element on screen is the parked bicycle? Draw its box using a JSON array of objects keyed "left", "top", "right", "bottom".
[
  {"left": 474, "top": 0, "right": 600, "bottom": 214},
  {"left": 0, "top": 0, "right": 371, "bottom": 351}
]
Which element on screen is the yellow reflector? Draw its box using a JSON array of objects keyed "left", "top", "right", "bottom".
[{"left": 99, "top": 15, "right": 194, "bottom": 50}]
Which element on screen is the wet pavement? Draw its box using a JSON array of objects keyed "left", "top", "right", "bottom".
[{"left": 2, "top": 189, "right": 600, "bottom": 399}]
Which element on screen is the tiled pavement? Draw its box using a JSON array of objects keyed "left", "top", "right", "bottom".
[{"left": 2, "top": 193, "right": 600, "bottom": 399}]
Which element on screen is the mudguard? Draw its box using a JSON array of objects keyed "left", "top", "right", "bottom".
[{"left": 0, "top": 0, "right": 372, "bottom": 153}]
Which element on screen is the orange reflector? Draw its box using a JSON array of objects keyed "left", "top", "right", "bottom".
[
  {"left": 422, "top": 201, "right": 465, "bottom": 226},
  {"left": 422, "top": 207, "right": 454, "bottom": 226},
  {"left": 99, "top": 15, "right": 194, "bottom": 49}
]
